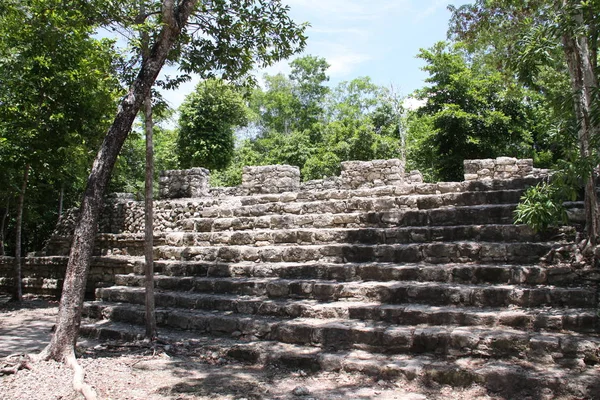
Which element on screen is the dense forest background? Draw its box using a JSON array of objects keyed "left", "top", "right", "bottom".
[{"left": 1, "top": 0, "right": 598, "bottom": 255}]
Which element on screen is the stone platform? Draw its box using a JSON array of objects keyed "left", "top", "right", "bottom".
[{"left": 10, "top": 157, "right": 600, "bottom": 397}]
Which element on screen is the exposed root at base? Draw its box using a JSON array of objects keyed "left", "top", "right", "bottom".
[
  {"left": 37, "top": 345, "right": 98, "bottom": 400},
  {"left": 65, "top": 354, "right": 97, "bottom": 400},
  {"left": 0, "top": 354, "right": 32, "bottom": 375}
]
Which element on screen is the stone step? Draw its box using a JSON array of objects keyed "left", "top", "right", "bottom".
[
  {"left": 147, "top": 260, "right": 594, "bottom": 287},
  {"left": 240, "top": 181, "right": 536, "bottom": 205},
  {"left": 78, "top": 319, "right": 599, "bottom": 399},
  {"left": 83, "top": 302, "right": 600, "bottom": 366},
  {"left": 180, "top": 204, "right": 522, "bottom": 232},
  {"left": 201, "top": 190, "right": 526, "bottom": 219},
  {"left": 100, "top": 276, "right": 596, "bottom": 308},
  {"left": 153, "top": 241, "right": 557, "bottom": 264},
  {"left": 92, "top": 224, "right": 552, "bottom": 257},
  {"left": 97, "top": 286, "right": 598, "bottom": 333},
  {"left": 166, "top": 224, "right": 544, "bottom": 246}
]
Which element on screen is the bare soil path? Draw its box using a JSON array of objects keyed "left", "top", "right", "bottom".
[{"left": 0, "top": 297, "right": 509, "bottom": 400}]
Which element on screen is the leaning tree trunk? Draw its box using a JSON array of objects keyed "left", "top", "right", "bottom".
[
  {"left": 561, "top": 12, "right": 600, "bottom": 247},
  {"left": 40, "top": 0, "right": 199, "bottom": 364},
  {"left": 14, "top": 164, "right": 30, "bottom": 302}
]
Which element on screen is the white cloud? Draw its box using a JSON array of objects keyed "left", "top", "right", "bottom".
[
  {"left": 326, "top": 52, "right": 371, "bottom": 77},
  {"left": 413, "top": 0, "right": 450, "bottom": 22},
  {"left": 403, "top": 97, "right": 427, "bottom": 111}
]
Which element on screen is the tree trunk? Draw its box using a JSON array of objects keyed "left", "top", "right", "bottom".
[
  {"left": 143, "top": 93, "right": 157, "bottom": 339},
  {"left": 40, "top": 0, "right": 199, "bottom": 363},
  {"left": 561, "top": 11, "right": 600, "bottom": 246},
  {"left": 58, "top": 183, "right": 64, "bottom": 218},
  {"left": 14, "top": 164, "right": 30, "bottom": 302},
  {"left": 0, "top": 197, "right": 9, "bottom": 257},
  {"left": 139, "top": 0, "right": 158, "bottom": 341}
]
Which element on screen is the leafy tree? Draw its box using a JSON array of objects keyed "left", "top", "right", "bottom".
[
  {"left": 177, "top": 78, "right": 249, "bottom": 170},
  {"left": 250, "top": 55, "right": 329, "bottom": 136},
  {"left": 410, "top": 41, "right": 536, "bottom": 181},
  {"left": 288, "top": 55, "right": 330, "bottom": 132},
  {"left": 222, "top": 73, "right": 402, "bottom": 183},
  {"left": 210, "top": 139, "right": 263, "bottom": 186},
  {"left": 0, "top": 0, "right": 120, "bottom": 300},
  {"left": 252, "top": 73, "right": 297, "bottom": 134},
  {"left": 40, "top": 0, "right": 306, "bottom": 381},
  {"left": 448, "top": 0, "right": 600, "bottom": 244}
]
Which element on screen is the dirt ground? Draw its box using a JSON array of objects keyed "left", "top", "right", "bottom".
[{"left": 0, "top": 297, "right": 506, "bottom": 400}]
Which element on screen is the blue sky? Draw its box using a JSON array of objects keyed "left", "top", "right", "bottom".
[{"left": 162, "top": 0, "right": 471, "bottom": 115}]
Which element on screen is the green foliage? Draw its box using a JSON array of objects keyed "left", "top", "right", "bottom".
[
  {"left": 302, "top": 151, "right": 341, "bottom": 181},
  {"left": 210, "top": 139, "right": 262, "bottom": 187},
  {"left": 219, "top": 67, "right": 403, "bottom": 183},
  {"left": 409, "top": 42, "right": 537, "bottom": 181},
  {"left": 514, "top": 159, "right": 581, "bottom": 232},
  {"left": 251, "top": 55, "right": 330, "bottom": 135},
  {"left": 514, "top": 183, "right": 569, "bottom": 233},
  {"left": 0, "top": 0, "right": 121, "bottom": 252},
  {"left": 177, "top": 79, "right": 249, "bottom": 170}
]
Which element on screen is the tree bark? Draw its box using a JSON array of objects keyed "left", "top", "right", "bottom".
[
  {"left": 139, "top": 0, "right": 158, "bottom": 341},
  {"left": 0, "top": 197, "right": 9, "bottom": 257},
  {"left": 143, "top": 93, "right": 157, "bottom": 339},
  {"left": 58, "top": 183, "right": 64, "bottom": 218},
  {"left": 14, "top": 164, "right": 30, "bottom": 302},
  {"left": 40, "top": 0, "right": 199, "bottom": 363},
  {"left": 561, "top": 10, "right": 600, "bottom": 246}
]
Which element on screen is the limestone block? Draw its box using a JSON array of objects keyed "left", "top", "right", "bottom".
[
  {"left": 437, "top": 182, "right": 463, "bottom": 193},
  {"left": 496, "top": 156, "right": 517, "bottom": 165},
  {"left": 160, "top": 168, "right": 210, "bottom": 199},
  {"left": 242, "top": 164, "right": 300, "bottom": 194},
  {"left": 480, "top": 159, "right": 495, "bottom": 169}
]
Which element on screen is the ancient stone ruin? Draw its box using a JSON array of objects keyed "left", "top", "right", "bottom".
[{"left": 1, "top": 156, "right": 598, "bottom": 397}]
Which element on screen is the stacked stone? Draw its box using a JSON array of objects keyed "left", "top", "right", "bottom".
[
  {"left": 405, "top": 170, "right": 424, "bottom": 184},
  {"left": 340, "top": 159, "right": 405, "bottom": 189},
  {"left": 464, "top": 157, "right": 550, "bottom": 181},
  {"left": 159, "top": 168, "right": 210, "bottom": 199},
  {"left": 110, "top": 200, "right": 210, "bottom": 234},
  {"left": 242, "top": 165, "right": 300, "bottom": 194},
  {"left": 0, "top": 256, "right": 134, "bottom": 298},
  {"left": 50, "top": 208, "right": 79, "bottom": 237},
  {"left": 300, "top": 176, "right": 342, "bottom": 191},
  {"left": 210, "top": 186, "right": 249, "bottom": 197}
]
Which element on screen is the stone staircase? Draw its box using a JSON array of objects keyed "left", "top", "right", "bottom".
[{"left": 45, "top": 158, "right": 599, "bottom": 397}]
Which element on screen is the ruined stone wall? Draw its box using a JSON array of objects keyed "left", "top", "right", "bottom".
[
  {"left": 44, "top": 197, "right": 218, "bottom": 255},
  {"left": 340, "top": 159, "right": 406, "bottom": 189},
  {"left": 464, "top": 157, "right": 550, "bottom": 181},
  {"left": 159, "top": 168, "right": 210, "bottom": 199},
  {"left": 0, "top": 256, "right": 134, "bottom": 298},
  {"left": 46, "top": 156, "right": 547, "bottom": 250},
  {"left": 242, "top": 165, "right": 301, "bottom": 194}
]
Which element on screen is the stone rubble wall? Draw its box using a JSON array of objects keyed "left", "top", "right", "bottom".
[
  {"left": 0, "top": 256, "right": 134, "bottom": 298},
  {"left": 44, "top": 197, "right": 219, "bottom": 255},
  {"left": 45, "top": 157, "right": 545, "bottom": 252},
  {"left": 340, "top": 159, "right": 406, "bottom": 189},
  {"left": 242, "top": 165, "right": 301, "bottom": 194},
  {"left": 159, "top": 168, "right": 210, "bottom": 199},
  {"left": 464, "top": 157, "right": 550, "bottom": 181}
]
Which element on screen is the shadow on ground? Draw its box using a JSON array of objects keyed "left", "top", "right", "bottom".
[{"left": 0, "top": 297, "right": 58, "bottom": 357}]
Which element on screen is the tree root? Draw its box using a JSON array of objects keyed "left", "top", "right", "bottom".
[
  {"left": 65, "top": 353, "right": 98, "bottom": 400},
  {"left": 0, "top": 354, "right": 32, "bottom": 375},
  {"left": 37, "top": 345, "right": 98, "bottom": 400}
]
